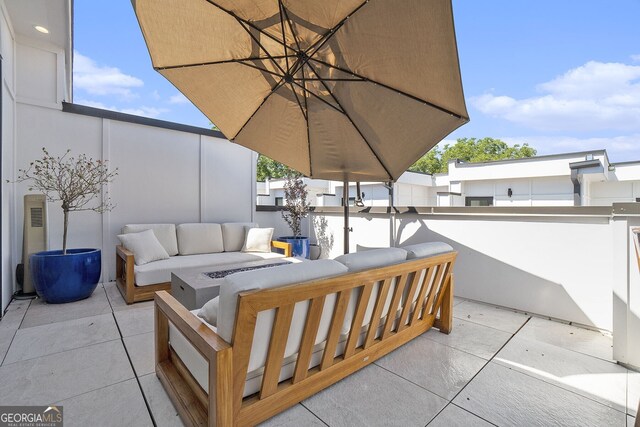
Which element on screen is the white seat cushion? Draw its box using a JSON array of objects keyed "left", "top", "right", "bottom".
[
  {"left": 170, "top": 308, "right": 395, "bottom": 398},
  {"left": 176, "top": 223, "right": 224, "bottom": 255},
  {"left": 133, "top": 251, "right": 285, "bottom": 286},
  {"left": 221, "top": 222, "right": 257, "bottom": 252},
  {"left": 122, "top": 223, "right": 178, "bottom": 256},
  {"left": 403, "top": 242, "right": 454, "bottom": 259},
  {"left": 218, "top": 259, "right": 348, "bottom": 372},
  {"left": 117, "top": 229, "right": 170, "bottom": 266}
]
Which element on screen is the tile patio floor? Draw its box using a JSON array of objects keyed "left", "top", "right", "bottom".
[{"left": 0, "top": 283, "right": 637, "bottom": 427}]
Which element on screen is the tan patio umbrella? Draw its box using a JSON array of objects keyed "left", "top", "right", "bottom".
[{"left": 133, "top": 0, "right": 469, "bottom": 251}]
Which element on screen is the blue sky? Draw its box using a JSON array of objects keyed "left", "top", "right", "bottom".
[{"left": 73, "top": 1, "right": 640, "bottom": 162}]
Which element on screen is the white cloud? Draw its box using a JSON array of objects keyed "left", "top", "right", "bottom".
[
  {"left": 75, "top": 99, "right": 168, "bottom": 119},
  {"left": 471, "top": 61, "right": 640, "bottom": 132},
  {"left": 74, "top": 51, "right": 143, "bottom": 98},
  {"left": 499, "top": 134, "right": 640, "bottom": 161},
  {"left": 169, "top": 93, "right": 189, "bottom": 104}
]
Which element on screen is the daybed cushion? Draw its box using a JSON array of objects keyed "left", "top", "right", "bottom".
[
  {"left": 334, "top": 247, "right": 407, "bottom": 272},
  {"left": 122, "top": 223, "right": 178, "bottom": 256},
  {"left": 221, "top": 222, "right": 257, "bottom": 252},
  {"left": 403, "top": 241, "right": 454, "bottom": 259},
  {"left": 117, "top": 229, "right": 170, "bottom": 266},
  {"left": 133, "top": 251, "right": 286, "bottom": 286},
  {"left": 218, "top": 259, "right": 349, "bottom": 372},
  {"left": 176, "top": 223, "right": 224, "bottom": 255},
  {"left": 241, "top": 227, "right": 274, "bottom": 253}
]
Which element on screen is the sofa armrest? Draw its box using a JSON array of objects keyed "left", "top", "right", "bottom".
[
  {"left": 154, "top": 291, "right": 233, "bottom": 425},
  {"left": 271, "top": 240, "right": 292, "bottom": 257},
  {"left": 116, "top": 245, "right": 135, "bottom": 303},
  {"left": 116, "top": 244, "right": 134, "bottom": 261}
]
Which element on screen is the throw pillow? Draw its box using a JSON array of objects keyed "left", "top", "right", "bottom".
[
  {"left": 242, "top": 227, "right": 274, "bottom": 253},
  {"left": 198, "top": 296, "right": 219, "bottom": 326},
  {"left": 117, "top": 229, "right": 170, "bottom": 266}
]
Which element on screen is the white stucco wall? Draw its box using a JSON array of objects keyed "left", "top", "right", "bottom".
[
  {"left": 1, "top": 32, "right": 255, "bottom": 305},
  {"left": 1, "top": 4, "right": 16, "bottom": 311}
]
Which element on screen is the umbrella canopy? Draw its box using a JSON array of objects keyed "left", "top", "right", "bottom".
[{"left": 133, "top": 0, "right": 469, "bottom": 182}]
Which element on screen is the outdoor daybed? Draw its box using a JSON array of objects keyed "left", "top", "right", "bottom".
[
  {"left": 155, "top": 242, "right": 456, "bottom": 426},
  {"left": 116, "top": 223, "right": 291, "bottom": 304}
]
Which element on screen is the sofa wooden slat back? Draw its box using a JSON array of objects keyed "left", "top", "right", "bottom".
[
  {"left": 155, "top": 250, "right": 456, "bottom": 427},
  {"left": 232, "top": 252, "right": 456, "bottom": 425}
]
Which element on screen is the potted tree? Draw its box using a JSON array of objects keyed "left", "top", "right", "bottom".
[
  {"left": 14, "top": 148, "right": 117, "bottom": 303},
  {"left": 279, "top": 172, "right": 311, "bottom": 258}
]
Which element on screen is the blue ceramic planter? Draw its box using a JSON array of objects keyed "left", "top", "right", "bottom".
[
  {"left": 277, "top": 237, "right": 310, "bottom": 259},
  {"left": 30, "top": 248, "right": 101, "bottom": 304}
]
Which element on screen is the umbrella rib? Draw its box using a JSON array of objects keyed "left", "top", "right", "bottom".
[
  {"left": 294, "top": 77, "right": 365, "bottom": 82},
  {"left": 203, "top": 0, "right": 289, "bottom": 51},
  {"left": 277, "top": 0, "right": 290, "bottom": 70},
  {"left": 306, "top": 62, "right": 394, "bottom": 180},
  {"left": 231, "top": 79, "right": 285, "bottom": 140},
  {"left": 237, "top": 20, "right": 287, "bottom": 75},
  {"left": 155, "top": 56, "right": 292, "bottom": 71},
  {"left": 304, "top": 0, "right": 370, "bottom": 59},
  {"left": 280, "top": 2, "right": 302, "bottom": 52},
  {"left": 288, "top": 82, "right": 307, "bottom": 120},
  {"left": 291, "top": 81, "right": 343, "bottom": 114},
  {"left": 238, "top": 61, "right": 284, "bottom": 78},
  {"left": 309, "top": 57, "right": 468, "bottom": 120}
]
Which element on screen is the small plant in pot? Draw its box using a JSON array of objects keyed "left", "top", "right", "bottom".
[
  {"left": 14, "top": 148, "right": 117, "bottom": 303},
  {"left": 279, "top": 171, "right": 311, "bottom": 258}
]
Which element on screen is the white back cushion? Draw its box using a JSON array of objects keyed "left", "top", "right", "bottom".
[
  {"left": 117, "top": 229, "right": 170, "bottom": 266},
  {"left": 242, "top": 227, "right": 274, "bottom": 253},
  {"left": 218, "top": 259, "right": 348, "bottom": 372},
  {"left": 176, "top": 223, "right": 224, "bottom": 255},
  {"left": 334, "top": 247, "right": 407, "bottom": 272},
  {"left": 221, "top": 222, "right": 257, "bottom": 252},
  {"left": 334, "top": 247, "right": 408, "bottom": 334},
  {"left": 122, "top": 224, "right": 178, "bottom": 256},
  {"left": 198, "top": 296, "right": 219, "bottom": 325},
  {"left": 403, "top": 242, "right": 454, "bottom": 259}
]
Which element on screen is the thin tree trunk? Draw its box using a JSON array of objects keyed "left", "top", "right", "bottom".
[{"left": 63, "top": 209, "right": 69, "bottom": 255}]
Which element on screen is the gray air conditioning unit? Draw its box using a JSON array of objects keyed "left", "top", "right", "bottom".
[{"left": 18, "top": 194, "right": 48, "bottom": 295}]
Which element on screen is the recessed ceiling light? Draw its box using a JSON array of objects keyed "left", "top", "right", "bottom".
[{"left": 34, "top": 25, "right": 49, "bottom": 34}]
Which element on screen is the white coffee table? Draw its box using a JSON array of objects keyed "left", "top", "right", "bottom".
[{"left": 171, "top": 258, "right": 297, "bottom": 310}]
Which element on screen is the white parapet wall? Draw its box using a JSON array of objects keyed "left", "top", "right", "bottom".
[
  {"left": 258, "top": 204, "right": 640, "bottom": 367},
  {"left": 258, "top": 206, "right": 614, "bottom": 330}
]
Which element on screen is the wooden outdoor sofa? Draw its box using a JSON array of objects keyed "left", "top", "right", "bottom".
[
  {"left": 115, "top": 223, "right": 292, "bottom": 304},
  {"left": 154, "top": 243, "right": 456, "bottom": 426}
]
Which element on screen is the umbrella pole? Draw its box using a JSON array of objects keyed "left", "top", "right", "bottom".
[{"left": 343, "top": 178, "right": 350, "bottom": 254}]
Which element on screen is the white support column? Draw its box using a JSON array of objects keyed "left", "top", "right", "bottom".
[
  {"left": 611, "top": 204, "right": 640, "bottom": 369},
  {"left": 101, "top": 119, "right": 110, "bottom": 282}
]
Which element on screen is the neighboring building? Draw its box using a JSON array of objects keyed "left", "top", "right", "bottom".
[
  {"left": 257, "top": 171, "right": 437, "bottom": 208},
  {"left": 257, "top": 150, "right": 640, "bottom": 207}
]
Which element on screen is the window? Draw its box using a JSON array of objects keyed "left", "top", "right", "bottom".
[
  {"left": 275, "top": 197, "right": 284, "bottom": 206},
  {"left": 341, "top": 197, "right": 356, "bottom": 207},
  {"left": 465, "top": 196, "right": 493, "bottom": 207}
]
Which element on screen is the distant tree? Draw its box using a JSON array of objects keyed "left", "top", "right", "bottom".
[
  {"left": 410, "top": 137, "right": 536, "bottom": 174},
  {"left": 257, "top": 155, "right": 295, "bottom": 181}
]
